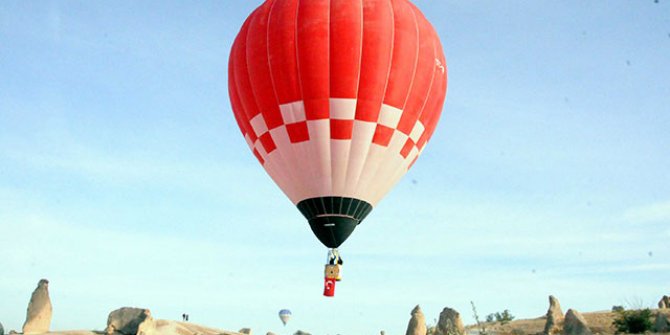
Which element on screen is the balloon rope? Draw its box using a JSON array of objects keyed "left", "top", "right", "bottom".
[{"left": 326, "top": 248, "right": 341, "bottom": 264}]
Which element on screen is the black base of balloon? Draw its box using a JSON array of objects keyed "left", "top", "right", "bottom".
[
  {"left": 296, "top": 197, "right": 373, "bottom": 248},
  {"left": 307, "top": 216, "right": 358, "bottom": 249}
]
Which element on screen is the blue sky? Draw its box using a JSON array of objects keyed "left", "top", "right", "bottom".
[{"left": 1, "top": 1, "right": 669, "bottom": 334}]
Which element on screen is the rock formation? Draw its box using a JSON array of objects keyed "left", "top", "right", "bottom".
[
  {"left": 266, "top": 333, "right": 276, "bottom": 335},
  {"left": 106, "top": 307, "right": 154, "bottom": 335},
  {"left": 22, "top": 279, "right": 53, "bottom": 334},
  {"left": 239, "top": 328, "right": 252, "bottom": 335},
  {"left": 659, "top": 295, "right": 670, "bottom": 309},
  {"left": 655, "top": 313, "right": 669, "bottom": 333},
  {"left": 406, "top": 305, "right": 427, "bottom": 335},
  {"left": 563, "top": 309, "right": 591, "bottom": 335},
  {"left": 543, "top": 295, "right": 564, "bottom": 335},
  {"left": 435, "top": 307, "right": 464, "bottom": 335}
]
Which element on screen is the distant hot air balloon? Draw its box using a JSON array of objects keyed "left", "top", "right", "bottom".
[
  {"left": 228, "top": 0, "right": 447, "bottom": 276},
  {"left": 278, "top": 309, "right": 292, "bottom": 326}
]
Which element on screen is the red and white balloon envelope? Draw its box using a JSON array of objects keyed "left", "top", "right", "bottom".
[{"left": 228, "top": 0, "right": 448, "bottom": 296}]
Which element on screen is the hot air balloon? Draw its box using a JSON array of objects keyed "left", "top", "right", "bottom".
[
  {"left": 278, "top": 309, "right": 292, "bottom": 326},
  {"left": 228, "top": 0, "right": 447, "bottom": 291}
]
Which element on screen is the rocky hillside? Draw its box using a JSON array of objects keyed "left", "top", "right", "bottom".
[{"left": 465, "top": 309, "right": 670, "bottom": 335}]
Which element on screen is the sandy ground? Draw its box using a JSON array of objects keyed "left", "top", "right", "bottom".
[{"left": 19, "top": 320, "right": 241, "bottom": 335}]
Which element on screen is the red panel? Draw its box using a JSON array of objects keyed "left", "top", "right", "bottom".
[
  {"left": 396, "top": 6, "right": 436, "bottom": 135},
  {"left": 231, "top": 85, "right": 257, "bottom": 144},
  {"left": 416, "top": 73, "right": 446, "bottom": 150},
  {"left": 400, "top": 138, "right": 415, "bottom": 158},
  {"left": 372, "top": 124, "right": 394, "bottom": 146},
  {"left": 233, "top": 14, "right": 263, "bottom": 126},
  {"left": 228, "top": 51, "right": 247, "bottom": 137},
  {"left": 297, "top": 0, "right": 330, "bottom": 120},
  {"left": 286, "top": 121, "right": 310, "bottom": 143},
  {"left": 229, "top": 31, "right": 257, "bottom": 144},
  {"left": 416, "top": 27, "right": 448, "bottom": 151},
  {"left": 259, "top": 132, "right": 278, "bottom": 153},
  {"left": 330, "top": 119, "right": 354, "bottom": 140},
  {"left": 246, "top": 1, "right": 284, "bottom": 130},
  {"left": 267, "top": 0, "right": 301, "bottom": 104},
  {"left": 383, "top": 0, "right": 419, "bottom": 110},
  {"left": 330, "top": 0, "right": 363, "bottom": 98},
  {"left": 355, "top": 0, "right": 394, "bottom": 122},
  {"left": 253, "top": 148, "right": 265, "bottom": 164}
]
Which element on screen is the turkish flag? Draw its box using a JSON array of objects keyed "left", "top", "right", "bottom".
[{"left": 323, "top": 277, "right": 336, "bottom": 297}]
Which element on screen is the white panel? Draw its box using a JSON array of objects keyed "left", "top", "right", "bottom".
[
  {"left": 269, "top": 127, "right": 307, "bottom": 203},
  {"left": 343, "top": 120, "right": 377, "bottom": 197},
  {"left": 250, "top": 114, "right": 268, "bottom": 136},
  {"left": 260, "top": 148, "right": 296, "bottom": 205},
  {"left": 409, "top": 121, "right": 425, "bottom": 143},
  {"left": 290, "top": 141, "right": 318, "bottom": 201},
  {"left": 360, "top": 130, "right": 409, "bottom": 206},
  {"left": 329, "top": 98, "right": 357, "bottom": 119},
  {"left": 368, "top": 156, "right": 408, "bottom": 206},
  {"left": 353, "top": 143, "right": 387, "bottom": 202},
  {"left": 368, "top": 136, "right": 424, "bottom": 205},
  {"left": 368, "top": 153, "right": 407, "bottom": 206},
  {"left": 330, "top": 139, "right": 351, "bottom": 195},
  {"left": 307, "top": 119, "right": 333, "bottom": 196},
  {"left": 388, "top": 131, "right": 410, "bottom": 154},
  {"left": 279, "top": 101, "right": 306, "bottom": 124},
  {"left": 378, "top": 104, "right": 403, "bottom": 128},
  {"left": 370, "top": 144, "right": 420, "bottom": 205}
]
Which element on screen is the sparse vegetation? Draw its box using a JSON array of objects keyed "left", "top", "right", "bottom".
[
  {"left": 612, "top": 308, "right": 653, "bottom": 334},
  {"left": 611, "top": 305, "right": 624, "bottom": 312},
  {"left": 470, "top": 301, "right": 489, "bottom": 335},
  {"left": 486, "top": 310, "right": 516, "bottom": 325}
]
